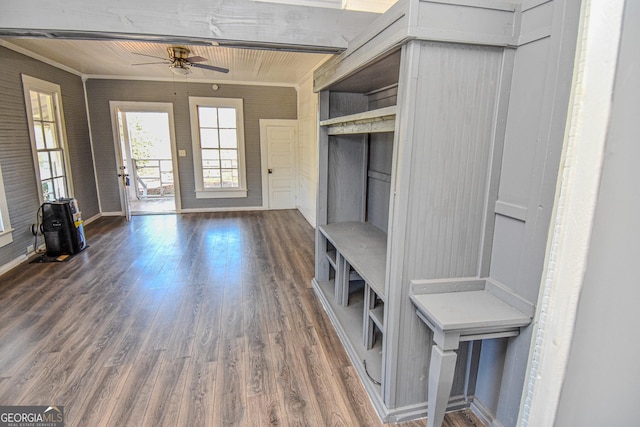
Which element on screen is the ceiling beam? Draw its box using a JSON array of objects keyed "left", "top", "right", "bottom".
[{"left": 0, "top": 0, "right": 379, "bottom": 53}]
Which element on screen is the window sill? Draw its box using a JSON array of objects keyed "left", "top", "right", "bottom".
[
  {"left": 0, "top": 228, "right": 14, "bottom": 248},
  {"left": 196, "top": 189, "right": 248, "bottom": 199}
]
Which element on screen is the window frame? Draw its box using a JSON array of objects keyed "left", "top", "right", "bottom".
[
  {"left": 188, "top": 96, "right": 248, "bottom": 199},
  {"left": 21, "top": 74, "right": 74, "bottom": 203},
  {"left": 0, "top": 162, "right": 13, "bottom": 248}
]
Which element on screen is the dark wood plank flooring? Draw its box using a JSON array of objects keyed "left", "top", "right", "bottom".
[{"left": 0, "top": 210, "right": 484, "bottom": 427}]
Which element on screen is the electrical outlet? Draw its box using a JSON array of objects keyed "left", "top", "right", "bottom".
[{"left": 27, "top": 245, "right": 34, "bottom": 254}]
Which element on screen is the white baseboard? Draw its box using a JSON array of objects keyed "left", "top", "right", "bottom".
[
  {"left": 101, "top": 207, "right": 311, "bottom": 217},
  {"left": 1, "top": 213, "right": 100, "bottom": 277},
  {"left": 100, "top": 211, "right": 124, "bottom": 217},
  {"left": 297, "top": 205, "right": 316, "bottom": 228},
  {"left": 0, "top": 253, "right": 28, "bottom": 277},
  {"left": 83, "top": 212, "right": 102, "bottom": 224},
  {"left": 180, "top": 206, "right": 265, "bottom": 213}
]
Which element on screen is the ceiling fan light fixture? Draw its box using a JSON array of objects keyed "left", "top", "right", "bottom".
[{"left": 170, "top": 64, "right": 191, "bottom": 75}]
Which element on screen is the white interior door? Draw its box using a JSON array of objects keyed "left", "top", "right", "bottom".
[{"left": 260, "top": 120, "right": 297, "bottom": 210}]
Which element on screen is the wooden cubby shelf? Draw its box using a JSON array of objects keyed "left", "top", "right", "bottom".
[
  {"left": 319, "top": 221, "right": 387, "bottom": 300},
  {"left": 320, "top": 106, "right": 396, "bottom": 135},
  {"left": 370, "top": 305, "right": 384, "bottom": 330}
]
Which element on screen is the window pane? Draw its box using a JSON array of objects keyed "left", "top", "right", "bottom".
[
  {"left": 42, "top": 180, "right": 55, "bottom": 202},
  {"left": 53, "top": 177, "right": 67, "bottom": 199},
  {"left": 218, "top": 108, "right": 236, "bottom": 128},
  {"left": 232, "top": 169, "right": 239, "bottom": 185},
  {"left": 39, "top": 93, "right": 54, "bottom": 121},
  {"left": 203, "top": 170, "right": 221, "bottom": 188},
  {"left": 43, "top": 123, "right": 59, "bottom": 149},
  {"left": 25, "top": 80, "right": 72, "bottom": 204},
  {"left": 198, "top": 107, "right": 218, "bottom": 128},
  {"left": 29, "top": 91, "right": 41, "bottom": 120},
  {"left": 38, "top": 153, "right": 51, "bottom": 179},
  {"left": 220, "top": 149, "right": 237, "bottom": 161},
  {"left": 202, "top": 149, "right": 220, "bottom": 169},
  {"left": 219, "top": 129, "right": 237, "bottom": 149},
  {"left": 33, "top": 123, "right": 46, "bottom": 150},
  {"left": 203, "top": 178, "right": 221, "bottom": 188},
  {"left": 200, "top": 128, "right": 219, "bottom": 148},
  {"left": 50, "top": 151, "right": 65, "bottom": 177},
  {"left": 202, "top": 159, "right": 220, "bottom": 169},
  {"left": 203, "top": 168, "right": 221, "bottom": 179},
  {"left": 221, "top": 169, "right": 237, "bottom": 188}
]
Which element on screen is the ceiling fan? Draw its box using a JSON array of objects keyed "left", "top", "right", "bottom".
[{"left": 132, "top": 46, "right": 229, "bottom": 75}]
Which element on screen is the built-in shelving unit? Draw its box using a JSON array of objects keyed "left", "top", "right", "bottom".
[{"left": 312, "top": 0, "right": 526, "bottom": 423}]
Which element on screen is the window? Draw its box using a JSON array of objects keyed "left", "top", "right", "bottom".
[
  {"left": 22, "top": 75, "right": 73, "bottom": 203},
  {"left": 189, "top": 97, "right": 247, "bottom": 198},
  {"left": 0, "top": 163, "right": 13, "bottom": 248}
]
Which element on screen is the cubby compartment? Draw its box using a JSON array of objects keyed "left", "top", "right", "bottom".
[
  {"left": 326, "top": 240, "right": 337, "bottom": 270},
  {"left": 314, "top": 79, "right": 395, "bottom": 404}
]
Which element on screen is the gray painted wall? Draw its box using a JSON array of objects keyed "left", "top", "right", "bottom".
[
  {"left": 85, "top": 79, "right": 297, "bottom": 212},
  {"left": 0, "top": 46, "right": 99, "bottom": 268},
  {"left": 555, "top": 2, "right": 639, "bottom": 425},
  {"left": 475, "top": 1, "right": 582, "bottom": 425}
]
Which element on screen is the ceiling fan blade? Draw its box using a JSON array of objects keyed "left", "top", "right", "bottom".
[
  {"left": 191, "top": 63, "right": 230, "bottom": 74},
  {"left": 132, "top": 52, "right": 167, "bottom": 61},
  {"left": 131, "top": 61, "right": 169, "bottom": 66},
  {"left": 186, "top": 55, "right": 207, "bottom": 63}
]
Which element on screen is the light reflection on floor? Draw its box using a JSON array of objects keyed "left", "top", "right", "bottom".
[{"left": 129, "top": 196, "right": 176, "bottom": 214}]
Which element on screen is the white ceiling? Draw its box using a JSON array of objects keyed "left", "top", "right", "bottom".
[
  {"left": 1, "top": 0, "right": 398, "bottom": 86},
  {"left": 2, "top": 39, "right": 331, "bottom": 86}
]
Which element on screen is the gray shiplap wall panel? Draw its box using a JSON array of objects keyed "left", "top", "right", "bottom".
[
  {"left": 329, "top": 92, "right": 368, "bottom": 118},
  {"left": 473, "top": 337, "right": 508, "bottom": 413},
  {"left": 368, "top": 86, "right": 398, "bottom": 110},
  {"left": 0, "top": 46, "right": 98, "bottom": 268},
  {"left": 519, "top": 0, "right": 554, "bottom": 43},
  {"left": 85, "top": 79, "right": 296, "bottom": 212},
  {"left": 388, "top": 41, "right": 504, "bottom": 407},
  {"left": 494, "top": 40, "right": 550, "bottom": 211},
  {"left": 366, "top": 177, "right": 390, "bottom": 232},
  {"left": 488, "top": 215, "right": 525, "bottom": 296},
  {"left": 475, "top": 1, "right": 582, "bottom": 424},
  {"left": 367, "top": 132, "right": 393, "bottom": 232},
  {"left": 327, "top": 135, "right": 366, "bottom": 223},
  {"left": 404, "top": 42, "right": 502, "bottom": 281}
]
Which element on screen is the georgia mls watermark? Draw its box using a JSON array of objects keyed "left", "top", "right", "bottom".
[{"left": 0, "top": 406, "right": 64, "bottom": 427}]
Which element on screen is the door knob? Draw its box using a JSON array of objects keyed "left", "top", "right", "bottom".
[{"left": 268, "top": 168, "right": 273, "bottom": 174}]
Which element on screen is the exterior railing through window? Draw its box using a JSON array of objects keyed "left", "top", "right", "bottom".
[{"left": 132, "top": 158, "right": 174, "bottom": 199}]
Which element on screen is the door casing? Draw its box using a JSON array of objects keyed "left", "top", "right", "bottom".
[
  {"left": 109, "top": 101, "right": 181, "bottom": 215},
  {"left": 259, "top": 119, "right": 298, "bottom": 210}
]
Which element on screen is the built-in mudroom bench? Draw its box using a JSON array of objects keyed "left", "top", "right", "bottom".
[{"left": 312, "top": 0, "right": 576, "bottom": 425}]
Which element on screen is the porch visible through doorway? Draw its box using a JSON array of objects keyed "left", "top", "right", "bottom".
[{"left": 116, "top": 109, "right": 177, "bottom": 215}]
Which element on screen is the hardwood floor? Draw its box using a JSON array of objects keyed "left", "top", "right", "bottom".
[{"left": 0, "top": 210, "right": 484, "bottom": 427}]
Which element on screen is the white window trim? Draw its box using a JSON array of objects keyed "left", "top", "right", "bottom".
[
  {"left": 0, "top": 162, "right": 14, "bottom": 248},
  {"left": 188, "top": 96, "right": 248, "bottom": 199},
  {"left": 21, "top": 74, "right": 75, "bottom": 203}
]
